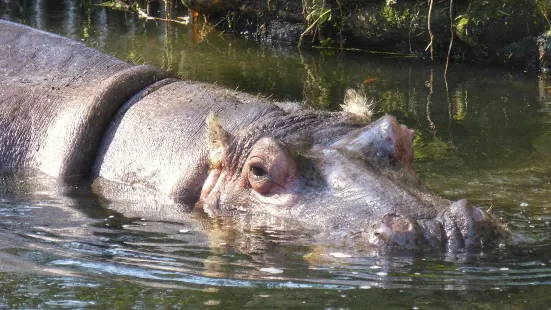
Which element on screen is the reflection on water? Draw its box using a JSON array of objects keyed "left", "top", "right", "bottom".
[{"left": 2, "top": 0, "right": 551, "bottom": 308}]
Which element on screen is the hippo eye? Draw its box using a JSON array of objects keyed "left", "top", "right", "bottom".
[
  {"left": 248, "top": 165, "right": 274, "bottom": 194},
  {"left": 251, "top": 166, "right": 267, "bottom": 177}
]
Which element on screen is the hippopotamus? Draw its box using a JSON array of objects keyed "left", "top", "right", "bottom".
[{"left": 0, "top": 20, "right": 508, "bottom": 254}]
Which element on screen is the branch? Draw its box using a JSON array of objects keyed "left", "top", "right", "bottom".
[{"left": 427, "top": 0, "right": 435, "bottom": 60}]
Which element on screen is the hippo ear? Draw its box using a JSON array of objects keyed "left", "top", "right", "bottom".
[{"left": 206, "top": 112, "right": 231, "bottom": 169}]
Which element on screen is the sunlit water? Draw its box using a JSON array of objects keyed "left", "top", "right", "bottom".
[{"left": 2, "top": 0, "right": 551, "bottom": 308}]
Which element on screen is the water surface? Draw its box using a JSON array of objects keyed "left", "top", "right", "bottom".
[{"left": 2, "top": 0, "right": 551, "bottom": 308}]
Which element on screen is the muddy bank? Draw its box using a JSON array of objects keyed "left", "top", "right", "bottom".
[{"left": 181, "top": 0, "right": 551, "bottom": 72}]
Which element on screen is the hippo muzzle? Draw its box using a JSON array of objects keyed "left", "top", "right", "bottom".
[{"left": 365, "top": 200, "right": 508, "bottom": 253}]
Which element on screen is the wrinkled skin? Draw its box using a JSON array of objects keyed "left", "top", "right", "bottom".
[
  {"left": 196, "top": 114, "right": 509, "bottom": 254},
  {"left": 0, "top": 21, "right": 509, "bottom": 255}
]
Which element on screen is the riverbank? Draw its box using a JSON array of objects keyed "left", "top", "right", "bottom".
[{"left": 179, "top": 0, "right": 551, "bottom": 73}]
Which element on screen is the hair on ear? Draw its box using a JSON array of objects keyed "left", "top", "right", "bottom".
[
  {"left": 206, "top": 112, "right": 230, "bottom": 169},
  {"left": 340, "top": 88, "right": 375, "bottom": 121}
]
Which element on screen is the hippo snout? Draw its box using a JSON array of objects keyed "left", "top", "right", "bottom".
[
  {"left": 436, "top": 199, "right": 509, "bottom": 253},
  {"left": 365, "top": 200, "right": 509, "bottom": 253}
]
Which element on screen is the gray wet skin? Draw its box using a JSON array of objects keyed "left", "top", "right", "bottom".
[
  {"left": 0, "top": 21, "right": 508, "bottom": 254},
  {"left": 197, "top": 114, "right": 509, "bottom": 254}
]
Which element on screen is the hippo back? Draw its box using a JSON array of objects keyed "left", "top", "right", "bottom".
[{"left": 0, "top": 21, "right": 170, "bottom": 178}]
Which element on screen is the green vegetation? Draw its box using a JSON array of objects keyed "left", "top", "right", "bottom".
[
  {"left": 537, "top": 0, "right": 551, "bottom": 28},
  {"left": 92, "top": 0, "right": 551, "bottom": 68},
  {"left": 96, "top": 0, "right": 133, "bottom": 11},
  {"left": 380, "top": 3, "right": 410, "bottom": 28},
  {"left": 299, "top": 0, "right": 347, "bottom": 48},
  {"left": 413, "top": 133, "right": 453, "bottom": 161}
]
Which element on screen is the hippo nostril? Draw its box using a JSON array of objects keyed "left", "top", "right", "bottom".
[
  {"left": 370, "top": 213, "right": 425, "bottom": 251},
  {"left": 381, "top": 213, "right": 411, "bottom": 233}
]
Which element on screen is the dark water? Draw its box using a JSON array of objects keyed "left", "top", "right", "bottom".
[{"left": 2, "top": 0, "right": 551, "bottom": 308}]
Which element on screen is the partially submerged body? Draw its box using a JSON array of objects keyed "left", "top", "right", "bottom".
[{"left": 0, "top": 20, "right": 509, "bottom": 255}]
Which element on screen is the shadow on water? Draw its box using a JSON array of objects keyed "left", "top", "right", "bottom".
[{"left": 3, "top": 0, "right": 551, "bottom": 308}]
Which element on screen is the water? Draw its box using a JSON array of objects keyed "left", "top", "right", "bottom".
[{"left": 2, "top": 0, "right": 551, "bottom": 308}]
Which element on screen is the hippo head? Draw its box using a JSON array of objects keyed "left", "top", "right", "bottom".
[{"left": 197, "top": 108, "right": 508, "bottom": 255}]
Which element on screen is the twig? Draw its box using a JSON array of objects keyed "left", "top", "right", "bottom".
[
  {"left": 540, "top": 5, "right": 551, "bottom": 28},
  {"left": 137, "top": 8, "right": 189, "bottom": 25},
  {"left": 444, "top": 0, "right": 453, "bottom": 143},
  {"left": 445, "top": 0, "right": 454, "bottom": 77},
  {"left": 409, "top": 6, "right": 421, "bottom": 54},
  {"left": 427, "top": 0, "right": 435, "bottom": 60},
  {"left": 426, "top": 69, "right": 436, "bottom": 135},
  {"left": 298, "top": 9, "right": 331, "bottom": 47},
  {"left": 311, "top": 45, "right": 419, "bottom": 57}
]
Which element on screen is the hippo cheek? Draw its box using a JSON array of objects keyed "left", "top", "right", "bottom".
[
  {"left": 256, "top": 191, "right": 300, "bottom": 210},
  {"left": 197, "top": 192, "right": 222, "bottom": 217},
  {"left": 228, "top": 184, "right": 301, "bottom": 212},
  {"left": 200, "top": 168, "right": 222, "bottom": 201},
  {"left": 197, "top": 169, "right": 230, "bottom": 215}
]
